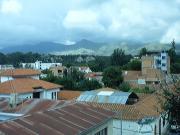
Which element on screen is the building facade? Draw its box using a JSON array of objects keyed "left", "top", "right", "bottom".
[{"left": 22, "top": 60, "right": 62, "bottom": 70}]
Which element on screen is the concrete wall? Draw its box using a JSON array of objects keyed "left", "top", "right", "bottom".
[
  {"left": 0, "top": 89, "right": 60, "bottom": 100},
  {"left": 112, "top": 115, "right": 168, "bottom": 135},
  {"left": 0, "top": 76, "right": 13, "bottom": 83},
  {"left": 86, "top": 119, "right": 113, "bottom": 135}
]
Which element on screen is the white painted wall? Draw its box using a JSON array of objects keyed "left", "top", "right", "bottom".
[
  {"left": 45, "top": 88, "right": 59, "bottom": 100},
  {"left": 0, "top": 76, "right": 13, "bottom": 83},
  {"left": 87, "top": 119, "right": 113, "bottom": 135},
  {"left": 112, "top": 115, "right": 168, "bottom": 135}
]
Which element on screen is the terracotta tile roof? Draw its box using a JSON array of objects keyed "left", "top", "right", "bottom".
[
  {"left": 86, "top": 94, "right": 164, "bottom": 121},
  {"left": 0, "top": 69, "right": 41, "bottom": 77},
  {"left": 0, "top": 78, "right": 63, "bottom": 94},
  {"left": 0, "top": 103, "right": 115, "bottom": 135},
  {"left": 58, "top": 90, "right": 81, "bottom": 100}
]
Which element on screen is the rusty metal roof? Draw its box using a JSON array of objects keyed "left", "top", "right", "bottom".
[{"left": 0, "top": 103, "right": 115, "bottom": 135}]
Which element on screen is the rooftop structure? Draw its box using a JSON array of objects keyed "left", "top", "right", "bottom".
[
  {"left": 0, "top": 69, "right": 41, "bottom": 77},
  {"left": 0, "top": 69, "right": 41, "bottom": 83},
  {"left": 0, "top": 103, "right": 115, "bottom": 135},
  {"left": 0, "top": 78, "right": 62, "bottom": 102},
  {"left": 76, "top": 88, "right": 168, "bottom": 134},
  {"left": 77, "top": 89, "right": 138, "bottom": 105},
  {"left": 58, "top": 90, "right": 81, "bottom": 100}
]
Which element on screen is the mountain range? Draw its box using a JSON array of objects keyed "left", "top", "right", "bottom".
[{"left": 0, "top": 39, "right": 179, "bottom": 55}]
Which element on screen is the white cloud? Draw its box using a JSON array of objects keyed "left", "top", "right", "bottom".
[
  {"left": 63, "top": 9, "right": 105, "bottom": 32},
  {"left": 0, "top": 0, "right": 180, "bottom": 47},
  {"left": 161, "top": 22, "right": 180, "bottom": 43},
  {"left": 1, "top": 0, "right": 22, "bottom": 15}
]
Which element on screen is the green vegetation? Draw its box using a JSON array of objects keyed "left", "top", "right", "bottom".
[
  {"left": 102, "top": 66, "right": 123, "bottom": 88},
  {"left": 123, "top": 59, "right": 141, "bottom": 71},
  {"left": 42, "top": 68, "right": 102, "bottom": 91},
  {"left": 111, "top": 48, "right": 132, "bottom": 66},
  {"left": 168, "top": 39, "right": 180, "bottom": 73},
  {"left": 119, "top": 82, "right": 131, "bottom": 92},
  {"left": 139, "top": 47, "right": 147, "bottom": 58}
]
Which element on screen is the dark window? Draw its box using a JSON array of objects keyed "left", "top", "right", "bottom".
[
  {"left": 159, "top": 118, "right": 161, "bottom": 135},
  {"left": 95, "top": 127, "right": 107, "bottom": 135},
  {"left": 33, "top": 92, "right": 40, "bottom": 98},
  {"left": 154, "top": 125, "right": 156, "bottom": 135},
  {"left": 163, "top": 117, "right": 166, "bottom": 127},
  {"left": 52, "top": 92, "right": 54, "bottom": 99},
  {"left": 162, "top": 56, "right": 165, "bottom": 59},
  {"left": 162, "top": 63, "right": 166, "bottom": 67}
]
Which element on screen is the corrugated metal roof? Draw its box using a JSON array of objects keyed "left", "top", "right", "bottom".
[
  {"left": 0, "top": 103, "right": 115, "bottom": 135},
  {"left": 77, "top": 90, "right": 136, "bottom": 104}
]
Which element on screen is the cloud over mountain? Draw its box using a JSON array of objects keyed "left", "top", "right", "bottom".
[{"left": 0, "top": 0, "right": 180, "bottom": 47}]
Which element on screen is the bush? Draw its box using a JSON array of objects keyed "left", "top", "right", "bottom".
[{"left": 119, "top": 82, "right": 131, "bottom": 92}]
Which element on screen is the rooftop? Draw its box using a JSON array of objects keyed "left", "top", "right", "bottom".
[
  {"left": 0, "top": 78, "right": 62, "bottom": 94},
  {"left": 58, "top": 90, "right": 81, "bottom": 100},
  {"left": 0, "top": 69, "right": 41, "bottom": 77},
  {"left": 87, "top": 94, "right": 164, "bottom": 121},
  {"left": 77, "top": 89, "right": 138, "bottom": 104},
  {"left": 0, "top": 103, "right": 115, "bottom": 135}
]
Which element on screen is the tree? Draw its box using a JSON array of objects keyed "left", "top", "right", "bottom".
[
  {"left": 102, "top": 66, "right": 123, "bottom": 88},
  {"left": 111, "top": 49, "right": 129, "bottom": 66},
  {"left": 77, "top": 79, "right": 102, "bottom": 91},
  {"left": 0, "top": 52, "right": 7, "bottom": 64},
  {"left": 119, "top": 82, "right": 131, "bottom": 92},
  {"left": 139, "top": 47, "right": 147, "bottom": 57},
  {"left": 88, "top": 57, "right": 108, "bottom": 72},
  {"left": 159, "top": 79, "right": 180, "bottom": 131},
  {"left": 123, "top": 59, "right": 141, "bottom": 71}
]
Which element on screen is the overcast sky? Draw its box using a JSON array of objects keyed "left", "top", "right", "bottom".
[{"left": 0, "top": 0, "right": 180, "bottom": 47}]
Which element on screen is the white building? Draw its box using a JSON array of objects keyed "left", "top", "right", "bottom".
[
  {"left": 142, "top": 51, "right": 170, "bottom": 74},
  {"left": 22, "top": 60, "right": 62, "bottom": 70},
  {"left": 0, "top": 69, "right": 63, "bottom": 102},
  {"left": 0, "top": 65, "right": 14, "bottom": 70},
  {"left": 77, "top": 88, "right": 168, "bottom": 135},
  {"left": 0, "top": 78, "right": 62, "bottom": 102}
]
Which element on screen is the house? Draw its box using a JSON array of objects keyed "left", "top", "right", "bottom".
[
  {"left": 78, "top": 66, "right": 92, "bottom": 73},
  {"left": 123, "top": 51, "right": 169, "bottom": 86},
  {"left": 0, "top": 69, "right": 63, "bottom": 103},
  {"left": 85, "top": 72, "right": 103, "bottom": 84},
  {"left": 142, "top": 50, "right": 170, "bottom": 74},
  {"left": 0, "top": 65, "right": 14, "bottom": 70},
  {"left": 0, "top": 102, "right": 115, "bottom": 135},
  {"left": 0, "top": 69, "right": 41, "bottom": 83},
  {"left": 0, "top": 78, "right": 62, "bottom": 101},
  {"left": 22, "top": 60, "right": 62, "bottom": 70},
  {"left": 70, "top": 66, "right": 92, "bottom": 74},
  {"left": 76, "top": 88, "right": 168, "bottom": 135},
  {"left": 49, "top": 66, "right": 67, "bottom": 77}
]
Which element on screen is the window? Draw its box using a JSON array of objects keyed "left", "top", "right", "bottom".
[
  {"left": 162, "top": 56, "right": 166, "bottom": 59},
  {"left": 159, "top": 118, "right": 161, "bottom": 135},
  {"left": 51, "top": 92, "right": 54, "bottom": 99},
  {"left": 162, "top": 63, "right": 166, "bottom": 67},
  {"left": 95, "top": 127, "right": 107, "bottom": 135},
  {"left": 163, "top": 117, "right": 166, "bottom": 127}
]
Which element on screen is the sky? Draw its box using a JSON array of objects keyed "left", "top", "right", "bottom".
[{"left": 0, "top": 0, "right": 180, "bottom": 47}]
